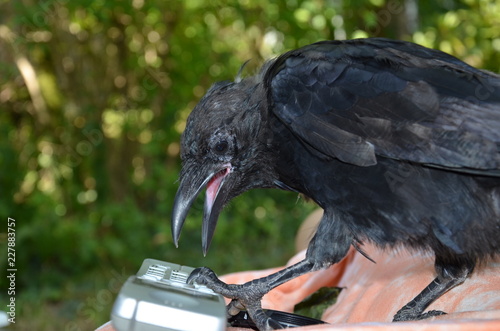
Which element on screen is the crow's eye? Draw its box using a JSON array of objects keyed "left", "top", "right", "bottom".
[{"left": 214, "top": 140, "right": 229, "bottom": 154}]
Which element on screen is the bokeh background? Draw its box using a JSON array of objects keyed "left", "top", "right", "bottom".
[{"left": 0, "top": 0, "right": 499, "bottom": 330}]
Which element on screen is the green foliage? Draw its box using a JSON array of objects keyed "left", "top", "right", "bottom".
[
  {"left": 294, "top": 287, "right": 342, "bottom": 320},
  {"left": 0, "top": 0, "right": 499, "bottom": 329}
]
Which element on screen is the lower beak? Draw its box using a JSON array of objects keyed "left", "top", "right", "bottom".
[{"left": 171, "top": 165, "right": 231, "bottom": 255}]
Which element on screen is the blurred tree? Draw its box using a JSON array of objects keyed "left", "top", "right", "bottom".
[{"left": 0, "top": 0, "right": 498, "bottom": 329}]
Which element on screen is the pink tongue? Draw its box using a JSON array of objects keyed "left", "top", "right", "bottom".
[{"left": 206, "top": 170, "right": 226, "bottom": 208}]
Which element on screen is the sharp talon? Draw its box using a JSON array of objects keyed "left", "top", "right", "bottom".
[
  {"left": 421, "top": 310, "right": 447, "bottom": 319},
  {"left": 251, "top": 308, "right": 283, "bottom": 330},
  {"left": 227, "top": 299, "right": 245, "bottom": 316},
  {"left": 187, "top": 266, "right": 217, "bottom": 285},
  {"left": 186, "top": 267, "right": 202, "bottom": 284},
  {"left": 227, "top": 305, "right": 240, "bottom": 317},
  {"left": 266, "top": 317, "right": 284, "bottom": 330},
  {"left": 393, "top": 308, "right": 447, "bottom": 322}
]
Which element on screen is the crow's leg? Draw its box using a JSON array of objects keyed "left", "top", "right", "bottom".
[
  {"left": 188, "top": 211, "right": 351, "bottom": 330},
  {"left": 393, "top": 257, "right": 474, "bottom": 322},
  {"left": 188, "top": 259, "right": 316, "bottom": 330}
]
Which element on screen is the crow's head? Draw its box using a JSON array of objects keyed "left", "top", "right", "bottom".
[{"left": 171, "top": 79, "right": 277, "bottom": 254}]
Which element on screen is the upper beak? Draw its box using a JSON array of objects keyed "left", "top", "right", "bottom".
[{"left": 171, "top": 162, "right": 232, "bottom": 255}]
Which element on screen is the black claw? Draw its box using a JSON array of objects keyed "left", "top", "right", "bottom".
[
  {"left": 265, "top": 317, "right": 284, "bottom": 330},
  {"left": 186, "top": 267, "right": 202, "bottom": 284},
  {"left": 419, "top": 310, "right": 447, "bottom": 320},
  {"left": 229, "top": 308, "right": 285, "bottom": 330},
  {"left": 227, "top": 299, "right": 245, "bottom": 316},
  {"left": 187, "top": 266, "right": 218, "bottom": 285},
  {"left": 393, "top": 308, "right": 447, "bottom": 322}
]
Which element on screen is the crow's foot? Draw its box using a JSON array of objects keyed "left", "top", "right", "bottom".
[
  {"left": 392, "top": 264, "right": 471, "bottom": 323},
  {"left": 393, "top": 306, "right": 446, "bottom": 322},
  {"left": 188, "top": 267, "right": 283, "bottom": 330}
]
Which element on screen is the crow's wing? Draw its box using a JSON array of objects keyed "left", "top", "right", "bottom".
[{"left": 266, "top": 38, "right": 500, "bottom": 175}]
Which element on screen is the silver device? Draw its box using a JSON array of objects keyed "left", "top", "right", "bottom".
[{"left": 111, "top": 259, "right": 226, "bottom": 331}]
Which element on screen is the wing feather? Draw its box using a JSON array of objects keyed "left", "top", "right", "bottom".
[{"left": 266, "top": 38, "right": 500, "bottom": 175}]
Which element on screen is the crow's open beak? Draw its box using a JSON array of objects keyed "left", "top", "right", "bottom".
[{"left": 171, "top": 163, "right": 232, "bottom": 255}]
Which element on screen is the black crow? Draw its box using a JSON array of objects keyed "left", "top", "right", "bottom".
[{"left": 171, "top": 38, "right": 500, "bottom": 330}]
